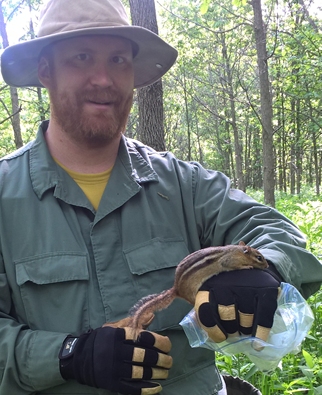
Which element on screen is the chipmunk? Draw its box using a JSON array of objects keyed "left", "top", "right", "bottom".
[{"left": 103, "top": 241, "right": 268, "bottom": 338}]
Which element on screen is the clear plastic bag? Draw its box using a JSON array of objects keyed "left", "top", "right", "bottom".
[{"left": 179, "top": 283, "right": 314, "bottom": 372}]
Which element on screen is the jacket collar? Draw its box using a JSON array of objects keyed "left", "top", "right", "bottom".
[{"left": 29, "top": 121, "right": 159, "bottom": 201}]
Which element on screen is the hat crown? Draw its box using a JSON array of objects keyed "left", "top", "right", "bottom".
[
  {"left": 1, "top": 0, "right": 178, "bottom": 88},
  {"left": 38, "top": 0, "right": 130, "bottom": 38}
]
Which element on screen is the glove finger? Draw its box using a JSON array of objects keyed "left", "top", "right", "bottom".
[
  {"left": 141, "top": 383, "right": 163, "bottom": 395},
  {"left": 119, "top": 379, "right": 162, "bottom": 395},
  {"left": 207, "top": 288, "right": 241, "bottom": 337},
  {"left": 252, "top": 287, "right": 279, "bottom": 342},
  {"left": 218, "top": 303, "right": 240, "bottom": 337},
  {"left": 208, "top": 285, "right": 243, "bottom": 338},
  {"left": 232, "top": 287, "right": 257, "bottom": 336},
  {"left": 195, "top": 290, "right": 227, "bottom": 343},
  {"left": 120, "top": 362, "right": 169, "bottom": 381},
  {"left": 131, "top": 365, "right": 170, "bottom": 380},
  {"left": 125, "top": 328, "right": 172, "bottom": 354},
  {"left": 238, "top": 310, "right": 254, "bottom": 336},
  {"left": 131, "top": 346, "right": 172, "bottom": 369}
]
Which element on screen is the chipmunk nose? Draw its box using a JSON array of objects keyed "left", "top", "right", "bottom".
[{"left": 257, "top": 255, "right": 268, "bottom": 268}]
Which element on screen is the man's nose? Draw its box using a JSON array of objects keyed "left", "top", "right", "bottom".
[{"left": 90, "top": 62, "right": 113, "bottom": 87}]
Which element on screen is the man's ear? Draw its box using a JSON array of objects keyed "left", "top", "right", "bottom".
[{"left": 38, "top": 56, "right": 51, "bottom": 88}]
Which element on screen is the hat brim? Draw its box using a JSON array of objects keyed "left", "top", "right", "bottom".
[{"left": 1, "top": 26, "right": 177, "bottom": 88}]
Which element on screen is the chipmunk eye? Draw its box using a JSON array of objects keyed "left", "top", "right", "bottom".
[{"left": 257, "top": 255, "right": 263, "bottom": 261}]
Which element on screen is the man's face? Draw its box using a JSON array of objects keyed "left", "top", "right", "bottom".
[{"left": 39, "top": 35, "right": 134, "bottom": 147}]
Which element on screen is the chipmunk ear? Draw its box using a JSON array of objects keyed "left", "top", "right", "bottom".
[
  {"left": 238, "top": 241, "right": 250, "bottom": 253},
  {"left": 242, "top": 245, "right": 251, "bottom": 254}
]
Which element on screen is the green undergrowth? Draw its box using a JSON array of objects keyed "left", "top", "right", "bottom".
[{"left": 216, "top": 188, "right": 322, "bottom": 394}]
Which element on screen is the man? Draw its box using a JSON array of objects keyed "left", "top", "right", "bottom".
[{"left": 0, "top": 0, "right": 321, "bottom": 394}]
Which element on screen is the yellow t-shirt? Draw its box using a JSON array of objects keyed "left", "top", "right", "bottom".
[{"left": 55, "top": 160, "right": 112, "bottom": 210}]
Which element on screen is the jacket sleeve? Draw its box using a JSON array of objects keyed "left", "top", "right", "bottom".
[
  {"left": 191, "top": 164, "right": 322, "bottom": 299},
  {"left": 0, "top": 253, "right": 67, "bottom": 394}
]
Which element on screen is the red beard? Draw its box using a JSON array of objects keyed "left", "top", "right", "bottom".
[{"left": 50, "top": 86, "right": 133, "bottom": 148}]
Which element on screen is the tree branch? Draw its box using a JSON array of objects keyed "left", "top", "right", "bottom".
[{"left": 0, "top": 99, "right": 22, "bottom": 125}]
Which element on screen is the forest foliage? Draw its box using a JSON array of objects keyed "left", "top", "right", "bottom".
[
  {"left": 220, "top": 188, "right": 322, "bottom": 394},
  {"left": 1, "top": 2, "right": 322, "bottom": 393},
  {"left": 0, "top": 0, "right": 322, "bottom": 197}
]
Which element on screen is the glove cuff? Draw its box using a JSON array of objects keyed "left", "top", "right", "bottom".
[
  {"left": 59, "top": 336, "right": 80, "bottom": 380},
  {"left": 59, "top": 330, "right": 97, "bottom": 385},
  {"left": 266, "top": 261, "right": 283, "bottom": 282}
]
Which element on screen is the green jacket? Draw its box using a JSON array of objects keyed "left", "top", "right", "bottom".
[{"left": 0, "top": 122, "right": 321, "bottom": 395}]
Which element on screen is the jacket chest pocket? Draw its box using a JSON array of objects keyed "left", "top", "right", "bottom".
[
  {"left": 15, "top": 253, "right": 89, "bottom": 333},
  {"left": 124, "top": 238, "right": 192, "bottom": 332}
]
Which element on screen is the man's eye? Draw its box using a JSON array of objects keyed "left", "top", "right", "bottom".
[
  {"left": 76, "top": 53, "right": 89, "bottom": 61},
  {"left": 112, "top": 56, "right": 124, "bottom": 64}
]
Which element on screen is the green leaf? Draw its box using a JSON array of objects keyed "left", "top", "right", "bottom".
[
  {"left": 314, "top": 385, "right": 322, "bottom": 395},
  {"left": 200, "top": 0, "right": 211, "bottom": 15},
  {"left": 232, "top": 0, "right": 247, "bottom": 6},
  {"left": 302, "top": 349, "right": 314, "bottom": 369}
]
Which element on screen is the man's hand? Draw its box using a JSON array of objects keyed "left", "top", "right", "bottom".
[
  {"left": 195, "top": 269, "right": 281, "bottom": 344},
  {"left": 59, "top": 326, "right": 172, "bottom": 395}
]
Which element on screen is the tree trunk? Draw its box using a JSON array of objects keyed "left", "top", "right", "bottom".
[
  {"left": 182, "top": 68, "right": 192, "bottom": 160},
  {"left": 295, "top": 99, "right": 302, "bottom": 195},
  {"left": 129, "top": 0, "right": 165, "bottom": 151},
  {"left": 0, "top": 1, "right": 23, "bottom": 148},
  {"left": 251, "top": 0, "right": 275, "bottom": 206},
  {"left": 309, "top": 101, "right": 320, "bottom": 195},
  {"left": 221, "top": 33, "right": 245, "bottom": 191},
  {"left": 275, "top": 60, "right": 287, "bottom": 193},
  {"left": 290, "top": 102, "right": 296, "bottom": 195},
  {"left": 28, "top": 0, "right": 47, "bottom": 122},
  {"left": 9, "top": 87, "right": 23, "bottom": 148}
]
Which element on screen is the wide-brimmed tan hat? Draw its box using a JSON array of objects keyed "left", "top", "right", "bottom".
[{"left": 1, "top": 0, "right": 177, "bottom": 88}]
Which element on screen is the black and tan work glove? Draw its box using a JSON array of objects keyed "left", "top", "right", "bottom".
[
  {"left": 59, "top": 326, "right": 172, "bottom": 395},
  {"left": 195, "top": 268, "right": 281, "bottom": 343}
]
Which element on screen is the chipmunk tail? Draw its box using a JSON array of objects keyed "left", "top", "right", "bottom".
[{"left": 129, "top": 288, "right": 176, "bottom": 339}]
